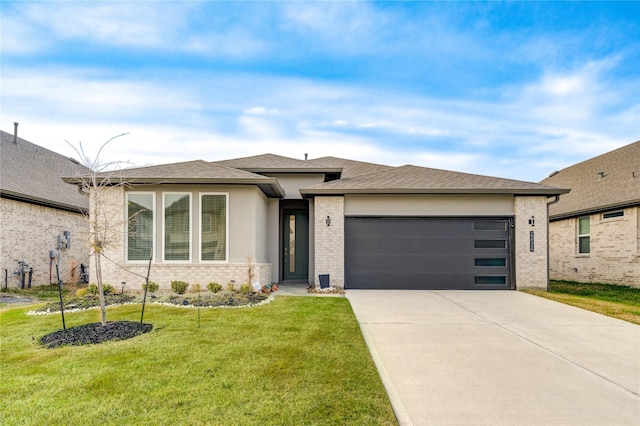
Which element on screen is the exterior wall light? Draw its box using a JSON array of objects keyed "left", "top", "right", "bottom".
[
  {"left": 528, "top": 216, "right": 535, "bottom": 227},
  {"left": 326, "top": 216, "right": 331, "bottom": 226}
]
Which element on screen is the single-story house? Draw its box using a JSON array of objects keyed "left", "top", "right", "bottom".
[
  {"left": 64, "top": 153, "right": 568, "bottom": 291},
  {"left": 540, "top": 141, "right": 640, "bottom": 287},
  {"left": 0, "top": 126, "right": 90, "bottom": 287}
]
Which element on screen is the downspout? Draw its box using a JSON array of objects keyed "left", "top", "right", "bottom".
[{"left": 546, "top": 195, "right": 561, "bottom": 291}]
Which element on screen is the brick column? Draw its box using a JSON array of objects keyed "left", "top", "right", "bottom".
[
  {"left": 313, "top": 196, "right": 344, "bottom": 289},
  {"left": 514, "top": 196, "right": 548, "bottom": 290}
]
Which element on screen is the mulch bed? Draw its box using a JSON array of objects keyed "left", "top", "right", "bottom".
[{"left": 39, "top": 321, "right": 152, "bottom": 349}]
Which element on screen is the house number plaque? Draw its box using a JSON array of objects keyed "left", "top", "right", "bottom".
[{"left": 530, "top": 231, "right": 534, "bottom": 252}]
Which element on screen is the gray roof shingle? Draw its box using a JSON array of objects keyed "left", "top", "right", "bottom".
[
  {"left": 540, "top": 141, "right": 640, "bottom": 219},
  {"left": 0, "top": 130, "right": 90, "bottom": 212},
  {"left": 64, "top": 159, "right": 286, "bottom": 198},
  {"left": 311, "top": 156, "right": 392, "bottom": 178},
  {"left": 301, "top": 164, "right": 568, "bottom": 196},
  {"left": 215, "top": 153, "right": 341, "bottom": 173}
]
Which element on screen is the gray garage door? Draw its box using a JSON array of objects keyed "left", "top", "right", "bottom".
[{"left": 345, "top": 217, "right": 513, "bottom": 290}]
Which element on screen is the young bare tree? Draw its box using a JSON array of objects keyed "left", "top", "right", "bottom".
[{"left": 66, "top": 133, "right": 130, "bottom": 325}]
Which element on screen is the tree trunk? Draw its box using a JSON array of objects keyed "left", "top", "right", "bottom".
[{"left": 95, "top": 250, "right": 107, "bottom": 325}]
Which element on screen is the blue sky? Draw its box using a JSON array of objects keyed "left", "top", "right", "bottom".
[{"left": 2, "top": 1, "right": 639, "bottom": 182}]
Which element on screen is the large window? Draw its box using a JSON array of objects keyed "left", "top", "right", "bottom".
[
  {"left": 164, "top": 193, "right": 191, "bottom": 261},
  {"left": 578, "top": 216, "right": 590, "bottom": 254},
  {"left": 201, "top": 193, "right": 228, "bottom": 261},
  {"left": 127, "top": 193, "right": 154, "bottom": 261}
]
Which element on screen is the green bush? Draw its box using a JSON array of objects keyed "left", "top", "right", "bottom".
[
  {"left": 86, "top": 283, "right": 115, "bottom": 295},
  {"left": 171, "top": 280, "right": 189, "bottom": 295},
  {"left": 142, "top": 281, "right": 159, "bottom": 293},
  {"left": 239, "top": 283, "right": 251, "bottom": 294},
  {"left": 75, "top": 288, "right": 88, "bottom": 298},
  {"left": 207, "top": 282, "right": 223, "bottom": 293}
]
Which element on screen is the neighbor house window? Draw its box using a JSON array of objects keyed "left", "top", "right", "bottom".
[
  {"left": 127, "top": 193, "right": 154, "bottom": 261},
  {"left": 602, "top": 210, "right": 624, "bottom": 219},
  {"left": 578, "top": 216, "right": 590, "bottom": 254},
  {"left": 200, "top": 193, "right": 228, "bottom": 261},
  {"left": 164, "top": 193, "right": 191, "bottom": 261}
]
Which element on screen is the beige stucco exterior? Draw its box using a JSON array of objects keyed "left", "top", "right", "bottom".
[
  {"left": 548, "top": 206, "right": 640, "bottom": 286},
  {"left": 94, "top": 185, "right": 272, "bottom": 292},
  {"left": 1, "top": 198, "right": 89, "bottom": 287},
  {"left": 345, "top": 194, "right": 516, "bottom": 216}
]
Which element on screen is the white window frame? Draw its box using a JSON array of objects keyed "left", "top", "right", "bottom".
[
  {"left": 200, "top": 192, "right": 229, "bottom": 262},
  {"left": 125, "top": 192, "right": 155, "bottom": 263},
  {"left": 577, "top": 216, "right": 590, "bottom": 254},
  {"left": 163, "top": 192, "right": 192, "bottom": 262}
]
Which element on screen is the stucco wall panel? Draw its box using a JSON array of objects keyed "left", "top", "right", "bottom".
[{"left": 345, "top": 194, "right": 515, "bottom": 216}]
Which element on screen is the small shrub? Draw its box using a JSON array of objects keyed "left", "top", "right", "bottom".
[
  {"left": 171, "top": 280, "right": 189, "bottom": 295},
  {"left": 75, "top": 288, "right": 88, "bottom": 298},
  {"left": 193, "top": 283, "right": 202, "bottom": 293},
  {"left": 208, "top": 282, "right": 223, "bottom": 293},
  {"left": 240, "top": 283, "right": 251, "bottom": 294},
  {"left": 87, "top": 283, "right": 115, "bottom": 295},
  {"left": 141, "top": 281, "right": 159, "bottom": 293},
  {"left": 227, "top": 282, "right": 235, "bottom": 291}
]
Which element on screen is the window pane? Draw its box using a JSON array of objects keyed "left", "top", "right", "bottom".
[
  {"left": 475, "top": 276, "right": 507, "bottom": 285},
  {"left": 579, "top": 236, "right": 590, "bottom": 254},
  {"left": 475, "top": 258, "right": 507, "bottom": 267},
  {"left": 127, "top": 194, "right": 153, "bottom": 261},
  {"left": 603, "top": 211, "right": 624, "bottom": 219},
  {"left": 578, "top": 217, "right": 590, "bottom": 234},
  {"left": 473, "top": 221, "right": 507, "bottom": 231},
  {"left": 474, "top": 240, "right": 506, "bottom": 249},
  {"left": 201, "top": 194, "right": 226, "bottom": 261},
  {"left": 165, "top": 193, "right": 190, "bottom": 261}
]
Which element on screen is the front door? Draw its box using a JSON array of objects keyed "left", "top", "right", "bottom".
[{"left": 283, "top": 210, "right": 309, "bottom": 281}]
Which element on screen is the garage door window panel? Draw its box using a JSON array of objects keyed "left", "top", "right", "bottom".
[{"left": 474, "top": 239, "right": 507, "bottom": 249}]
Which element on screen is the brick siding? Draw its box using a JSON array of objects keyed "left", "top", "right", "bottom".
[
  {"left": 1, "top": 198, "right": 89, "bottom": 287},
  {"left": 514, "top": 196, "right": 549, "bottom": 290},
  {"left": 549, "top": 206, "right": 640, "bottom": 287},
  {"left": 313, "top": 196, "right": 345, "bottom": 289}
]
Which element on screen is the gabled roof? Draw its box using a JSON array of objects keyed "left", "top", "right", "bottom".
[
  {"left": 0, "top": 130, "right": 90, "bottom": 212},
  {"left": 214, "top": 153, "right": 341, "bottom": 174},
  {"left": 63, "top": 160, "right": 285, "bottom": 198},
  {"left": 311, "top": 156, "right": 392, "bottom": 178},
  {"left": 541, "top": 141, "right": 640, "bottom": 219},
  {"left": 301, "top": 164, "right": 568, "bottom": 196}
]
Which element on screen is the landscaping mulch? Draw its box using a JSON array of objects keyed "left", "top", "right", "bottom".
[{"left": 39, "top": 321, "right": 152, "bottom": 349}]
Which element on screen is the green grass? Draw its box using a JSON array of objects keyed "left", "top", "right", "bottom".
[
  {"left": 0, "top": 297, "right": 397, "bottom": 425},
  {"left": 523, "top": 280, "right": 640, "bottom": 325}
]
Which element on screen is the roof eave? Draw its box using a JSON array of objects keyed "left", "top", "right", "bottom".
[
  {"left": 550, "top": 199, "right": 640, "bottom": 221},
  {"left": 301, "top": 188, "right": 570, "bottom": 196},
  {"left": 63, "top": 177, "right": 286, "bottom": 198},
  {"left": 236, "top": 167, "right": 343, "bottom": 174},
  {"left": 1, "top": 191, "right": 88, "bottom": 214}
]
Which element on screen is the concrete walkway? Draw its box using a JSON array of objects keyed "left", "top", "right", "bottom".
[{"left": 347, "top": 290, "right": 640, "bottom": 426}]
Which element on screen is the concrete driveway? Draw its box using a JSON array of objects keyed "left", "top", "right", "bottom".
[{"left": 347, "top": 290, "right": 640, "bottom": 426}]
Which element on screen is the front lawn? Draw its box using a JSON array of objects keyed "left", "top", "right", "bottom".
[
  {"left": 0, "top": 297, "right": 397, "bottom": 425},
  {"left": 523, "top": 280, "right": 640, "bottom": 325}
]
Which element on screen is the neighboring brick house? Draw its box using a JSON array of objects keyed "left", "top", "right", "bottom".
[
  {"left": 1, "top": 127, "right": 90, "bottom": 288},
  {"left": 64, "top": 153, "right": 567, "bottom": 291},
  {"left": 541, "top": 141, "right": 640, "bottom": 287}
]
